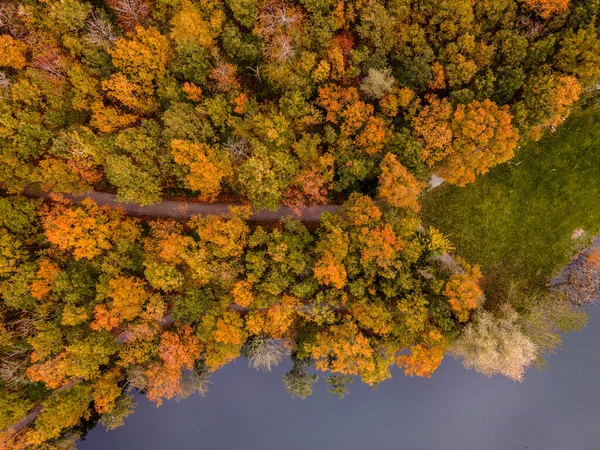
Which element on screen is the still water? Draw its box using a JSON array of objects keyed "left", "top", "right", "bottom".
[{"left": 80, "top": 306, "right": 600, "bottom": 450}]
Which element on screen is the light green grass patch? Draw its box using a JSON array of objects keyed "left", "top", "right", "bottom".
[{"left": 422, "top": 110, "right": 600, "bottom": 302}]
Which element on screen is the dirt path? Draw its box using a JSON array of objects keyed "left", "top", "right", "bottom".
[{"left": 23, "top": 190, "right": 342, "bottom": 222}]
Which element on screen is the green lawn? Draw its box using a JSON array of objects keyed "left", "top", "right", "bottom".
[{"left": 422, "top": 109, "right": 600, "bottom": 302}]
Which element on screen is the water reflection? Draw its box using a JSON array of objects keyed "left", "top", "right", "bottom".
[{"left": 80, "top": 306, "right": 600, "bottom": 450}]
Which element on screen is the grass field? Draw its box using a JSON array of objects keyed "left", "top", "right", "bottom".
[{"left": 422, "top": 109, "right": 600, "bottom": 302}]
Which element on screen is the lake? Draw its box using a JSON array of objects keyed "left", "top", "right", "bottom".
[{"left": 79, "top": 306, "right": 600, "bottom": 450}]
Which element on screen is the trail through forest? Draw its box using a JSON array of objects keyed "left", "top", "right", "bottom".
[{"left": 23, "top": 190, "right": 342, "bottom": 222}]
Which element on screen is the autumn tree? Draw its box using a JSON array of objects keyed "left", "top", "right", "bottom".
[
  {"left": 1, "top": 0, "right": 598, "bottom": 442},
  {"left": 27, "top": 384, "right": 92, "bottom": 446},
  {"left": 514, "top": 74, "right": 582, "bottom": 140},
  {"left": 442, "top": 100, "right": 519, "bottom": 186},
  {"left": 555, "top": 25, "right": 600, "bottom": 89},
  {"left": 0, "top": 35, "right": 27, "bottom": 70},
  {"left": 377, "top": 153, "right": 426, "bottom": 212},
  {"left": 92, "top": 276, "right": 151, "bottom": 331},
  {"left": 412, "top": 96, "right": 454, "bottom": 167},
  {"left": 102, "top": 26, "right": 171, "bottom": 113},
  {"left": 144, "top": 326, "right": 202, "bottom": 405},
  {"left": 307, "top": 320, "right": 379, "bottom": 381},
  {"left": 171, "top": 139, "right": 233, "bottom": 200},
  {"left": 42, "top": 199, "right": 141, "bottom": 260},
  {"left": 237, "top": 145, "right": 298, "bottom": 210},
  {"left": 171, "top": 0, "right": 225, "bottom": 49},
  {"left": 522, "top": 0, "right": 569, "bottom": 19},
  {"left": 397, "top": 329, "right": 447, "bottom": 378},
  {"left": 443, "top": 262, "right": 483, "bottom": 322}
]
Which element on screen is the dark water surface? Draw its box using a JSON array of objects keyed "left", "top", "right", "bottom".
[{"left": 80, "top": 306, "right": 600, "bottom": 450}]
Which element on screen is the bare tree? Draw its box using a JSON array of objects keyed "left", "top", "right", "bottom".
[
  {"left": 256, "top": 2, "right": 302, "bottom": 38},
  {"left": 451, "top": 306, "right": 538, "bottom": 382},
  {"left": 11, "top": 312, "right": 40, "bottom": 337},
  {"left": 0, "top": 2, "right": 27, "bottom": 39},
  {"left": 109, "top": 0, "right": 150, "bottom": 31},
  {"left": 360, "top": 68, "right": 395, "bottom": 99},
  {"left": 551, "top": 245, "right": 600, "bottom": 306},
  {"left": 243, "top": 336, "right": 287, "bottom": 372},
  {"left": 0, "top": 356, "right": 30, "bottom": 389},
  {"left": 267, "top": 34, "right": 296, "bottom": 63},
  {"left": 177, "top": 365, "right": 210, "bottom": 400},
  {"left": 225, "top": 138, "right": 251, "bottom": 162},
  {"left": 516, "top": 14, "right": 546, "bottom": 38},
  {"left": 126, "top": 365, "right": 147, "bottom": 391},
  {"left": 0, "top": 71, "right": 10, "bottom": 90},
  {"left": 210, "top": 61, "right": 240, "bottom": 92},
  {"left": 86, "top": 11, "right": 118, "bottom": 47},
  {"left": 256, "top": 1, "right": 302, "bottom": 63},
  {"left": 33, "top": 52, "right": 64, "bottom": 79}
]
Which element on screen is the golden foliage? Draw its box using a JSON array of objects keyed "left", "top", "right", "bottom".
[
  {"left": 42, "top": 198, "right": 141, "bottom": 260},
  {"left": 93, "top": 369, "right": 122, "bottom": 414},
  {"left": 109, "top": 26, "right": 171, "bottom": 83},
  {"left": 0, "top": 35, "right": 28, "bottom": 69},
  {"left": 171, "top": 0, "right": 224, "bottom": 47},
  {"left": 308, "top": 320, "right": 379, "bottom": 382},
  {"left": 355, "top": 116, "right": 388, "bottom": 155},
  {"left": 183, "top": 82, "right": 202, "bottom": 101},
  {"left": 245, "top": 297, "right": 297, "bottom": 338},
  {"left": 523, "top": 0, "right": 569, "bottom": 19},
  {"left": 145, "top": 326, "right": 202, "bottom": 405},
  {"left": 412, "top": 96, "right": 454, "bottom": 166},
  {"left": 397, "top": 343, "right": 445, "bottom": 377},
  {"left": 380, "top": 87, "right": 415, "bottom": 117},
  {"left": 30, "top": 260, "right": 61, "bottom": 300},
  {"left": 170, "top": 139, "right": 233, "bottom": 200},
  {"left": 232, "top": 280, "right": 255, "bottom": 308},
  {"left": 92, "top": 276, "right": 152, "bottom": 330},
  {"left": 443, "top": 263, "right": 483, "bottom": 322},
  {"left": 377, "top": 153, "right": 426, "bottom": 212},
  {"left": 313, "top": 221, "right": 349, "bottom": 290},
  {"left": 442, "top": 99, "right": 519, "bottom": 186},
  {"left": 214, "top": 311, "right": 247, "bottom": 345},
  {"left": 90, "top": 101, "right": 138, "bottom": 133}
]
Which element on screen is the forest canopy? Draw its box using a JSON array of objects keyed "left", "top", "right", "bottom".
[
  {"left": 1, "top": 0, "right": 599, "bottom": 447},
  {"left": 1, "top": 0, "right": 598, "bottom": 205}
]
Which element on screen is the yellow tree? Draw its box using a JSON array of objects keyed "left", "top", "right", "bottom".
[
  {"left": 103, "top": 26, "right": 171, "bottom": 113},
  {"left": 308, "top": 320, "right": 376, "bottom": 379},
  {"left": 523, "top": 0, "right": 569, "bottom": 19},
  {"left": 92, "top": 276, "right": 151, "bottom": 331},
  {"left": 313, "top": 222, "right": 349, "bottom": 289},
  {"left": 171, "top": 139, "right": 233, "bottom": 200},
  {"left": 170, "top": 0, "right": 225, "bottom": 48},
  {"left": 0, "top": 35, "right": 28, "bottom": 69},
  {"left": 30, "top": 260, "right": 61, "bottom": 301},
  {"left": 412, "top": 96, "right": 454, "bottom": 166},
  {"left": 397, "top": 329, "right": 448, "bottom": 378}
]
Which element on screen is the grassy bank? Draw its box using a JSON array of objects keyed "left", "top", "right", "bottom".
[{"left": 422, "top": 109, "right": 600, "bottom": 302}]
